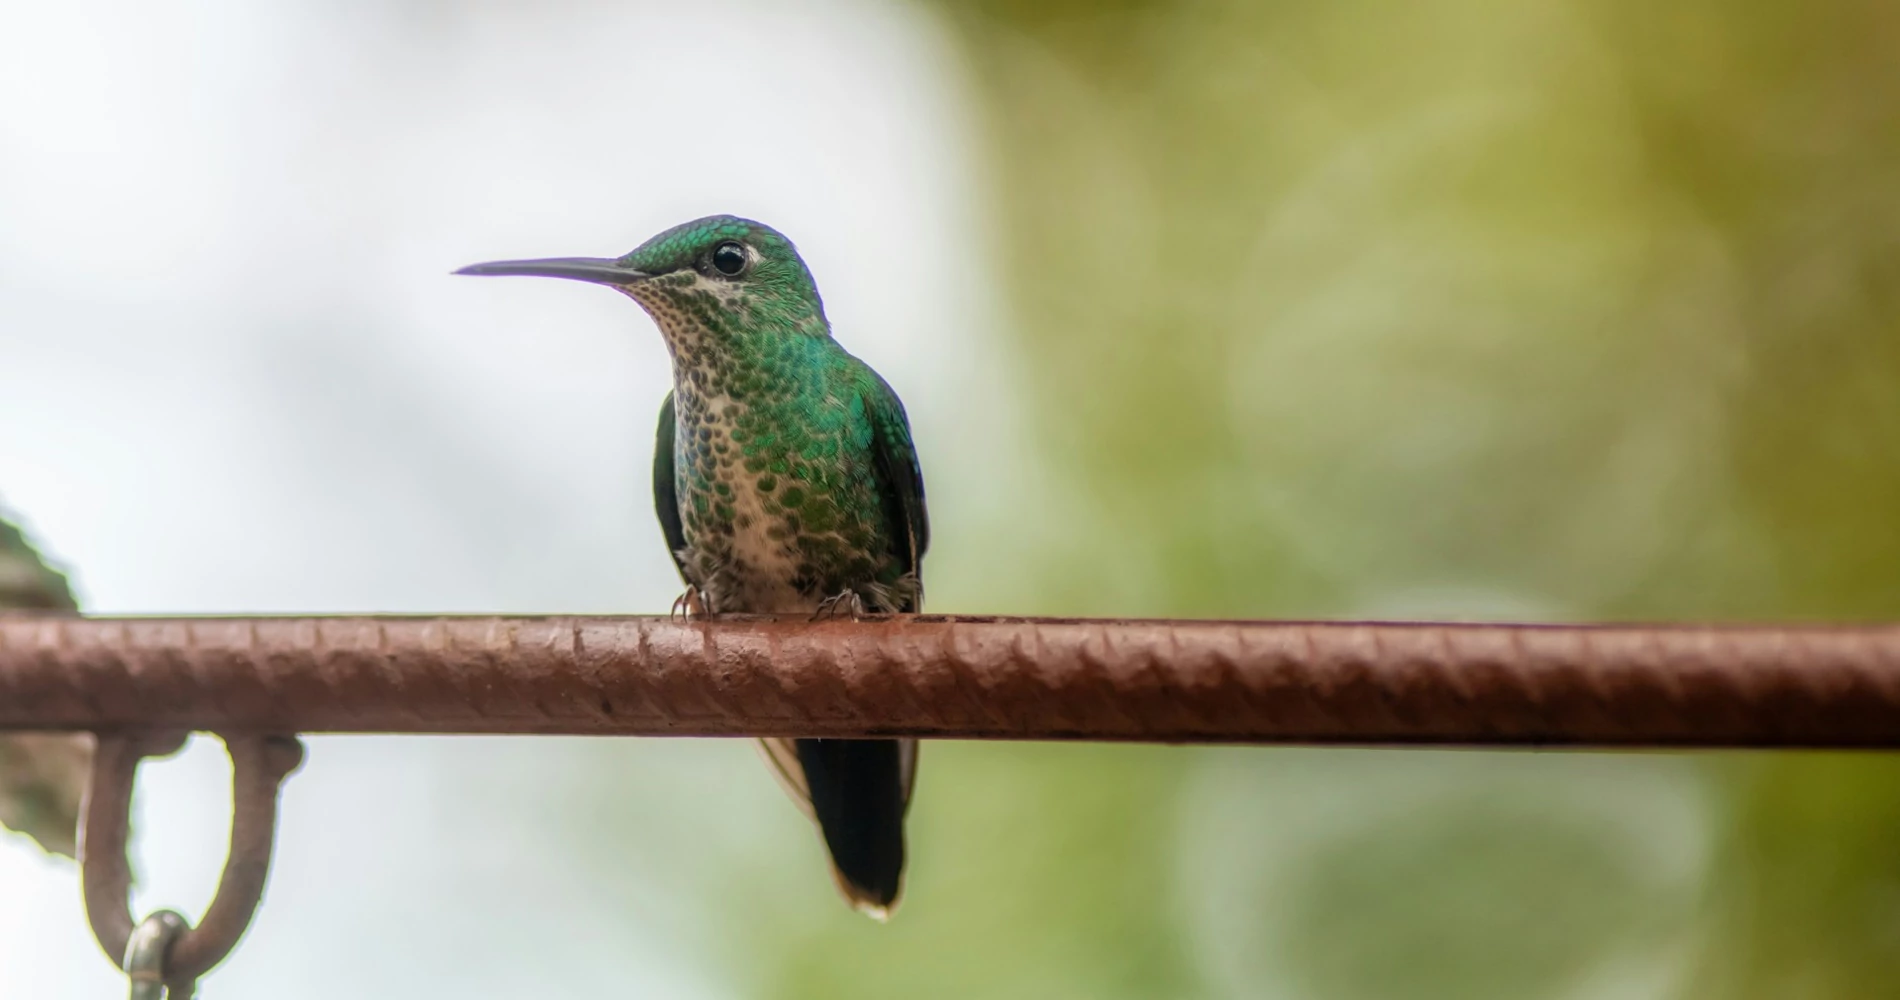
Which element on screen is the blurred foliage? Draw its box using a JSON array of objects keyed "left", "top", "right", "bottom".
[
  {"left": 741, "top": 0, "right": 1900, "bottom": 997},
  {"left": 1687, "top": 754, "right": 1900, "bottom": 999},
  {"left": 729, "top": 744, "right": 1201, "bottom": 1000},
  {"left": 0, "top": 508, "right": 90, "bottom": 857},
  {"left": 0, "top": 514, "right": 78, "bottom": 612}
]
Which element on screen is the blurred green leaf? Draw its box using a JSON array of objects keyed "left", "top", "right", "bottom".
[
  {"left": 0, "top": 507, "right": 89, "bottom": 858},
  {"left": 0, "top": 514, "right": 78, "bottom": 612}
]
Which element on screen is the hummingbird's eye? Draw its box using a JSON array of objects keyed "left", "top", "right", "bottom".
[{"left": 711, "top": 242, "right": 749, "bottom": 277}]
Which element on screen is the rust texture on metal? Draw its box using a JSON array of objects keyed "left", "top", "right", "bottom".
[
  {"left": 79, "top": 730, "right": 304, "bottom": 983},
  {"left": 5, "top": 615, "right": 1900, "bottom": 746}
]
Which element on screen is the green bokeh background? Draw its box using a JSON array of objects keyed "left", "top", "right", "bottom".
[{"left": 727, "top": 1, "right": 1900, "bottom": 997}]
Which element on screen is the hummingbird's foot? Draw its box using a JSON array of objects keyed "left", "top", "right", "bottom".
[
  {"left": 670, "top": 586, "right": 707, "bottom": 621},
  {"left": 811, "top": 589, "right": 867, "bottom": 622}
]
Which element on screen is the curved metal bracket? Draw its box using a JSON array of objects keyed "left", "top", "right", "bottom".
[{"left": 78, "top": 731, "right": 304, "bottom": 989}]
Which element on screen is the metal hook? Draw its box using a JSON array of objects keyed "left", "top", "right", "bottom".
[{"left": 78, "top": 731, "right": 305, "bottom": 990}]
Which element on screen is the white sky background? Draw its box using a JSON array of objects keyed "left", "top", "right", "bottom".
[{"left": 0, "top": 0, "right": 997, "bottom": 994}]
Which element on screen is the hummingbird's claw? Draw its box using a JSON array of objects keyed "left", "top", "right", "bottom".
[
  {"left": 670, "top": 586, "right": 706, "bottom": 621},
  {"left": 811, "top": 590, "right": 867, "bottom": 622}
]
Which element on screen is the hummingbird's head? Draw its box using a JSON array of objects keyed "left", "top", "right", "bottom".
[{"left": 456, "top": 215, "right": 832, "bottom": 352}]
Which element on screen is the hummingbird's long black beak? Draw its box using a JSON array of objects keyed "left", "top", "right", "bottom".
[{"left": 453, "top": 256, "right": 649, "bottom": 285}]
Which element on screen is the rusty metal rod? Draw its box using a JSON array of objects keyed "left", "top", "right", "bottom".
[{"left": 3, "top": 615, "right": 1900, "bottom": 746}]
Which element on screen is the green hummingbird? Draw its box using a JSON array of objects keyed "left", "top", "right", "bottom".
[{"left": 457, "top": 215, "right": 928, "bottom": 918}]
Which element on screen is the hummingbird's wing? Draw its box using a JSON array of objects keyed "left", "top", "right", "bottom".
[
  {"left": 652, "top": 391, "right": 689, "bottom": 581},
  {"left": 862, "top": 369, "right": 929, "bottom": 607},
  {"left": 859, "top": 369, "right": 925, "bottom": 817}
]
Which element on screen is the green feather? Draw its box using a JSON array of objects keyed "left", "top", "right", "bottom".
[
  {"left": 862, "top": 369, "right": 928, "bottom": 611},
  {"left": 651, "top": 390, "right": 687, "bottom": 581}
]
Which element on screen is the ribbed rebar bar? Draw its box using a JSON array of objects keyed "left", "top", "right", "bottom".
[{"left": 3, "top": 614, "right": 1900, "bottom": 746}]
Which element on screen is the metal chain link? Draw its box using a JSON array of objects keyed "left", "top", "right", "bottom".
[{"left": 123, "top": 910, "right": 191, "bottom": 999}]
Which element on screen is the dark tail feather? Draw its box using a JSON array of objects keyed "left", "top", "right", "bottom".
[{"left": 795, "top": 737, "right": 908, "bottom": 918}]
